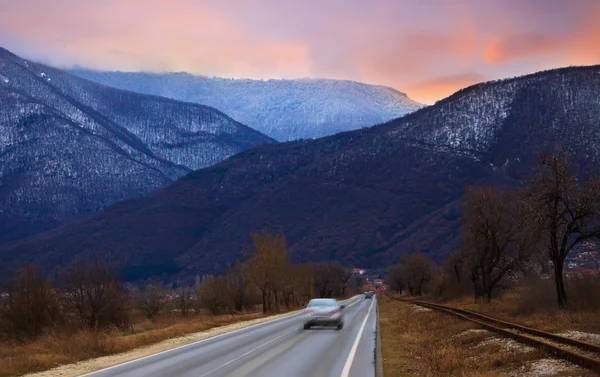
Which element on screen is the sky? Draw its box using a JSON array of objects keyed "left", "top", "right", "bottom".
[{"left": 0, "top": 0, "right": 599, "bottom": 104}]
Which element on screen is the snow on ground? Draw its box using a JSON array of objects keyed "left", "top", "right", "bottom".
[
  {"left": 458, "top": 328, "right": 587, "bottom": 376},
  {"left": 452, "top": 328, "right": 489, "bottom": 338},
  {"left": 506, "top": 358, "right": 588, "bottom": 377},
  {"left": 411, "top": 305, "right": 432, "bottom": 313},
  {"left": 558, "top": 330, "right": 600, "bottom": 345},
  {"left": 476, "top": 336, "right": 537, "bottom": 353}
]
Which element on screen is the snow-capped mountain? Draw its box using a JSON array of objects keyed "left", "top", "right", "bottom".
[
  {"left": 0, "top": 47, "right": 274, "bottom": 244},
  {"left": 4, "top": 65, "right": 599, "bottom": 279},
  {"left": 69, "top": 70, "right": 423, "bottom": 141},
  {"left": 386, "top": 67, "right": 600, "bottom": 163}
]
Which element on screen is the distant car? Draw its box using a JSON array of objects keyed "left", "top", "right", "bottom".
[
  {"left": 303, "top": 298, "right": 345, "bottom": 330},
  {"left": 364, "top": 291, "right": 374, "bottom": 299}
]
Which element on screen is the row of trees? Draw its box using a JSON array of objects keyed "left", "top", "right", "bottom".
[
  {"left": 386, "top": 254, "right": 436, "bottom": 297},
  {"left": 192, "top": 230, "right": 358, "bottom": 314},
  {"left": 387, "top": 151, "right": 600, "bottom": 309},
  {"left": 1, "top": 230, "right": 360, "bottom": 340},
  {"left": 458, "top": 152, "right": 600, "bottom": 308},
  {"left": 0, "top": 260, "right": 130, "bottom": 340}
]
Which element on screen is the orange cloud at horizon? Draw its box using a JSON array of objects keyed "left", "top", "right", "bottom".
[{"left": 402, "top": 73, "right": 489, "bottom": 105}]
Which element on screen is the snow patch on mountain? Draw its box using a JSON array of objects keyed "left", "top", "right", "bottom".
[
  {"left": 69, "top": 70, "right": 424, "bottom": 141},
  {"left": 0, "top": 48, "right": 274, "bottom": 244}
]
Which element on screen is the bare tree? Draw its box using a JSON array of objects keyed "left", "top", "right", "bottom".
[
  {"left": 385, "top": 264, "right": 405, "bottom": 294},
  {"left": 529, "top": 151, "right": 600, "bottom": 308},
  {"left": 140, "top": 282, "right": 164, "bottom": 319},
  {"left": 224, "top": 262, "right": 246, "bottom": 312},
  {"left": 399, "top": 253, "right": 435, "bottom": 296},
  {"left": 0, "top": 265, "right": 61, "bottom": 339},
  {"left": 244, "top": 229, "right": 288, "bottom": 313},
  {"left": 67, "top": 259, "right": 130, "bottom": 330},
  {"left": 292, "top": 264, "right": 315, "bottom": 307},
  {"left": 177, "top": 283, "right": 193, "bottom": 317},
  {"left": 461, "top": 186, "right": 540, "bottom": 302},
  {"left": 312, "top": 262, "right": 348, "bottom": 298},
  {"left": 280, "top": 264, "right": 317, "bottom": 309},
  {"left": 195, "top": 276, "right": 228, "bottom": 315}
]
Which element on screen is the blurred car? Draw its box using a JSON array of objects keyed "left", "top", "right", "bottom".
[
  {"left": 303, "top": 298, "right": 345, "bottom": 330},
  {"left": 364, "top": 291, "right": 374, "bottom": 299}
]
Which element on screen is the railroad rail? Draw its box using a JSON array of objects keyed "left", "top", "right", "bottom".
[{"left": 390, "top": 295, "right": 600, "bottom": 373}]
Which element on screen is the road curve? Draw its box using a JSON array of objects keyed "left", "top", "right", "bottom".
[{"left": 81, "top": 296, "right": 377, "bottom": 377}]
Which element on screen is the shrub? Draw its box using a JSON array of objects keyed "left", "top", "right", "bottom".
[{"left": 0, "top": 265, "right": 62, "bottom": 340}]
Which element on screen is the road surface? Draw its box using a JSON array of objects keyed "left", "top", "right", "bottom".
[{"left": 82, "top": 296, "right": 377, "bottom": 377}]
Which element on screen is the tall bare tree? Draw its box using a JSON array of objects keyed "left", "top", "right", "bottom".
[
  {"left": 293, "top": 264, "right": 315, "bottom": 307},
  {"left": 224, "top": 262, "right": 246, "bottom": 312},
  {"left": 461, "top": 186, "right": 539, "bottom": 302},
  {"left": 244, "top": 229, "right": 288, "bottom": 313},
  {"left": 528, "top": 151, "right": 600, "bottom": 308}
]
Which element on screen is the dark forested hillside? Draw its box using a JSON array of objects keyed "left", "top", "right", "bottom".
[
  {"left": 0, "top": 48, "right": 274, "bottom": 244},
  {"left": 2, "top": 65, "right": 599, "bottom": 280}
]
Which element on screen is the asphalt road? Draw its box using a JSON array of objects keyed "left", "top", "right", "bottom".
[{"left": 82, "top": 296, "right": 377, "bottom": 377}]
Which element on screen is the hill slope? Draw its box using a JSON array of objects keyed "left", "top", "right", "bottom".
[
  {"left": 0, "top": 48, "right": 274, "bottom": 244},
  {"left": 2, "top": 65, "right": 600, "bottom": 279},
  {"left": 69, "top": 70, "right": 423, "bottom": 141}
]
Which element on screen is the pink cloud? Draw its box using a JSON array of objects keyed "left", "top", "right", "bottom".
[
  {"left": 0, "top": 0, "right": 598, "bottom": 104},
  {"left": 0, "top": 0, "right": 311, "bottom": 77}
]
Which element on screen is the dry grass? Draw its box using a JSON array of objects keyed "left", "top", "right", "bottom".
[
  {"left": 440, "top": 285, "right": 600, "bottom": 335},
  {"left": 379, "top": 294, "right": 548, "bottom": 377},
  {"left": 0, "top": 310, "right": 265, "bottom": 377}
]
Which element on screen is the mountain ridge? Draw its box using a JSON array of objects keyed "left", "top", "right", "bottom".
[
  {"left": 2, "top": 64, "right": 600, "bottom": 280},
  {"left": 69, "top": 69, "right": 423, "bottom": 141},
  {"left": 0, "top": 47, "right": 274, "bottom": 244}
]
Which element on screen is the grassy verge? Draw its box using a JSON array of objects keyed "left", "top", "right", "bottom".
[
  {"left": 436, "top": 290, "right": 600, "bottom": 335},
  {"left": 0, "top": 311, "right": 269, "bottom": 376},
  {"left": 379, "top": 294, "right": 554, "bottom": 377}
]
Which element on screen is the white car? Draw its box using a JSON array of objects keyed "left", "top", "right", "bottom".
[{"left": 303, "top": 298, "right": 345, "bottom": 330}]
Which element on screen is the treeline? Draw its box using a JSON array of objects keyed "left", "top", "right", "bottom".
[
  {"left": 191, "top": 230, "right": 359, "bottom": 315},
  {"left": 0, "top": 230, "right": 361, "bottom": 341},
  {"left": 387, "top": 151, "right": 600, "bottom": 310},
  {"left": 0, "top": 261, "right": 130, "bottom": 340}
]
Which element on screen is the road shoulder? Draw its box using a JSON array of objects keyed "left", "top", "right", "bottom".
[{"left": 23, "top": 311, "right": 300, "bottom": 377}]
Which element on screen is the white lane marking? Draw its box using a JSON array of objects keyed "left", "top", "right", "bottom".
[
  {"left": 197, "top": 327, "right": 298, "bottom": 377},
  {"left": 79, "top": 313, "right": 300, "bottom": 376},
  {"left": 80, "top": 296, "right": 359, "bottom": 376},
  {"left": 341, "top": 297, "right": 375, "bottom": 377},
  {"left": 342, "top": 297, "right": 363, "bottom": 310}
]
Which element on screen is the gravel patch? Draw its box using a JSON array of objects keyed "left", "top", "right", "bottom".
[
  {"left": 558, "top": 330, "right": 600, "bottom": 345},
  {"left": 476, "top": 336, "right": 536, "bottom": 353},
  {"left": 506, "top": 358, "right": 587, "bottom": 377},
  {"left": 24, "top": 311, "right": 300, "bottom": 377}
]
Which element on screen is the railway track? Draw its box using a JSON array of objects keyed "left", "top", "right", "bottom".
[{"left": 390, "top": 296, "right": 600, "bottom": 373}]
